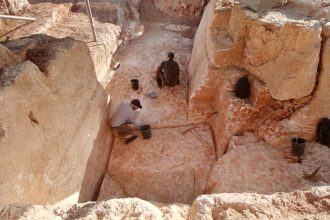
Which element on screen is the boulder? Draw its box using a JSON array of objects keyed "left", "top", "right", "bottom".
[
  {"left": 257, "top": 33, "right": 330, "bottom": 145},
  {"left": 0, "top": 36, "right": 108, "bottom": 205},
  {"left": 188, "top": 0, "right": 323, "bottom": 156},
  {"left": 213, "top": 6, "right": 321, "bottom": 100}
]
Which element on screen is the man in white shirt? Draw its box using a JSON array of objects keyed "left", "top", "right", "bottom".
[{"left": 111, "top": 99, "right": 142, "bottom": 138}]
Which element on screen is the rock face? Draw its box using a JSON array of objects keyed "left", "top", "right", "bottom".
[
  {"left": 257, "top": 26, "right": 330, "bottom": 145},
  {"left": 188, "top": 0, "right": 329, "bottom": 156},
  {"left": 141, "top": 0, "right": 207, "bottom": 24},
  {"left": 0, "top": 36, "right": 108, "bottom": 205},
  {"left": 190, "top": 0, "right": 321, "bottom": 101},
  {"left": 188, "top": 186, "right": 330, "bottom": 220},
  {"left": 206, "top": 132, "right": 330, "bottom": 194},
  {"left": 78, "top": 105, "right": 114, "bottom": 202}
]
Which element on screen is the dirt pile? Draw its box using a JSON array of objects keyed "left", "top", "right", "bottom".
[{"left": 0, "top": 35, "right": 109, "bottom": 205}]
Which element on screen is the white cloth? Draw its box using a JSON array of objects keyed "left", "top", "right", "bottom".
[{"left": 111, "top": 101, "right": 137, "bottom": 127}]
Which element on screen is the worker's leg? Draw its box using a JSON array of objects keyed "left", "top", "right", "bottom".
[
  {"left": 113, "top": 123, "right": 136, "bottom": 138},
  {"left": 156, "top": 71, "right": 164, "bottom": 88}
]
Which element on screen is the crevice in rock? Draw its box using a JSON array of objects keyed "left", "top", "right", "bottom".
[{"left": 95, "top": 126, "right": 116, "bottom": 200}]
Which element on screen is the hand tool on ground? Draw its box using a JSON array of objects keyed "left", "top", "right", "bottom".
[
  {"left": 111, "top": 55, "right": 120, "bottom": 70},
  {"left": 124, "top": 135, "right": 137, "bottom": 144},
  {"left": 181, "top": 126, "right": 197, "bottom": 134}
]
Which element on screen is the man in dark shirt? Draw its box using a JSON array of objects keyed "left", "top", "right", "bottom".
[{"left": 156, "top": 52, "right": 180, "bottom": 87}]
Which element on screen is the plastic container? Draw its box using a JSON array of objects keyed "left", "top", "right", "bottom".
[
  {"left": 291, "top": 137, "right": 306, "bottom": 157},
  {"left": 140, "top": 124, "right": 151, "bottom": 139},
  {"left": 131, "top": 79, "right": 139, "bottom": 90}
]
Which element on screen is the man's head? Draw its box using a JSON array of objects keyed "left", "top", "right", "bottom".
[
  {"left": 130, "top": 99, "right": 142, "bottom": 110},
  {"left": 167, "top": 52, "right": 174, "bottom": 60}
]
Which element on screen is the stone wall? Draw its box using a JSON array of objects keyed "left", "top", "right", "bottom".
[{"left": 0, "top": 35, "right": 108, "bottom": 205}]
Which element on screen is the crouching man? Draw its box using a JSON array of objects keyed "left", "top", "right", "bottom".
[
  {"left": 156, "top": 52, "right": 180, "bottom": 88},
  {"left": 111, "top": 99, "right": 142, "bottom": 139}
]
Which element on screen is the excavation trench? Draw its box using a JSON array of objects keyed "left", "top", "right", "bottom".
[
  {"left": 84, "top": 22, "right": 217, "bottom": 204},
  {"left": 79, "top": 0, "right": 330, "bottom": 204}
]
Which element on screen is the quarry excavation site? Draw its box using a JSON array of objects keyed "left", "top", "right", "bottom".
[{"left": 1, "top": 0, "right": 330, "bottom": 219}]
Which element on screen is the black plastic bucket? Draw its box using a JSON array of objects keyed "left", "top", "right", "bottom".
[
  {"left": 291, "top": 137, "right": 306, "bottom": 157},
  {"left": 140, "top": 124, "right": 151, "bottom": 139},
  {"left": 131, "top": 79, "right": 139, "bottom": 90}
]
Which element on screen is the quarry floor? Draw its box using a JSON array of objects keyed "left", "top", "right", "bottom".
[
  {"left": 102, "top": 22, "right": 217, "bottom": 203},
  {"left": 1, "top": 0, "right": 330, "bottom": 210}
]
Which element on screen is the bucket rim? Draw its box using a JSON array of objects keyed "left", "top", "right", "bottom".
[
  {"left": 291, "top": 137, "right": 306, "bottom": 144},
  {"left": 140, "top": 124, "right": 151, "bottom": 131}
]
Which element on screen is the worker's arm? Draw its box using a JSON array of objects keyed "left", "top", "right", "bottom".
[
  {"left": 128, "top": 110, "right": 138, "bottom": 127},
  {"left": 157, "top": 61, "right": 164, "bottom": 73}
]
